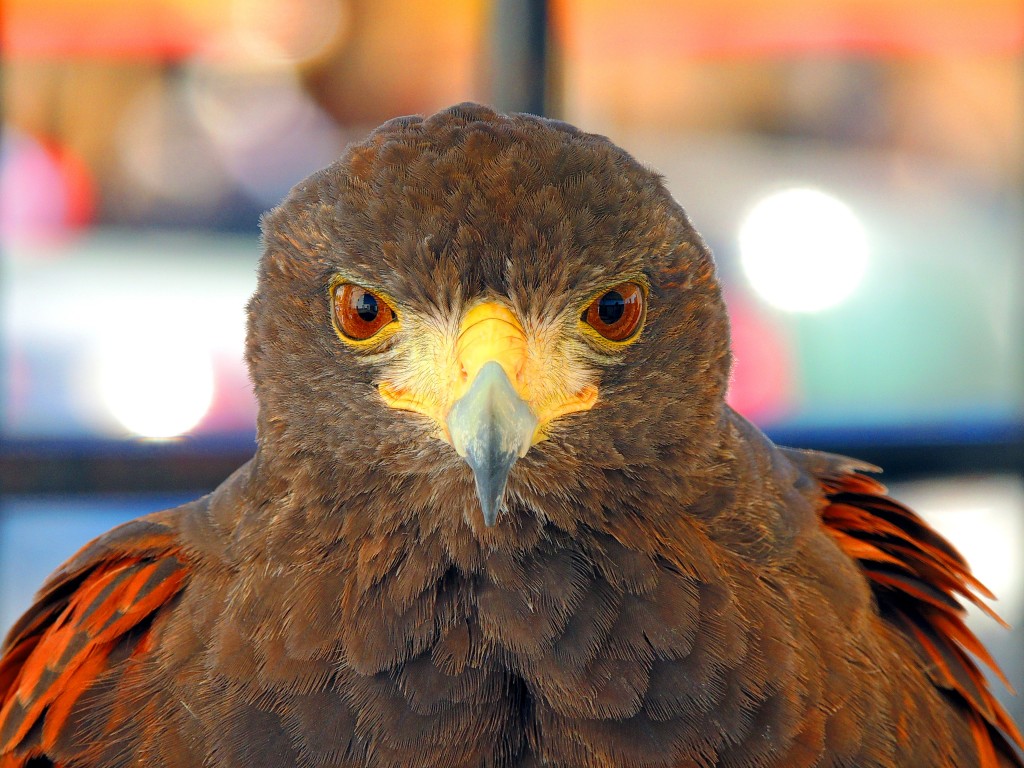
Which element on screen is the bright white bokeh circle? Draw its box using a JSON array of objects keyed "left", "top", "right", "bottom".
[
  {"left": 738, "top": 187, "right": 869, "bottom": 313},
  {"left": 96, "top": 335, "right": 215, "bottom": 439}
]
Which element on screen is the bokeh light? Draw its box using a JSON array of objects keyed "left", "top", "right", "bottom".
[
  {"left": 725, "top": 291, "right": 795, "bottom": 423},
  {"left": 0, "top": 128, "right": 95, "bottom": 239},
  {"left": 115, "top": 79, "right": 232, "bottom": 216},
  {"left": 738, "top": 187, "right": 870, "bottom": 313},
  {"left": 95, "top": 332, "right": 216, "bottom": 440},
  {"left": 184, "top": 59, "right": 344, "bottom": 207},
  {"left": 225, "top": 0, "right": 350, "bottom": 63}
]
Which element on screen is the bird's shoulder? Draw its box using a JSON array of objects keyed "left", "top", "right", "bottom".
[
  {"left": 781, "top": 446, "right": 1024, "bottom": 768},
  {"left": 0, "top": 504, "right": 190, "bottom": 764}
]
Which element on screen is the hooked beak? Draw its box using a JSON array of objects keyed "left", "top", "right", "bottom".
[
  {"left": 379, "top": 302, "right": 597, "bottom": 525},
  {"left": 446, "top": 361, "right": 537, "bottom": 526}
]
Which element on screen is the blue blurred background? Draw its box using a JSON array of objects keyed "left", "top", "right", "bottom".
[{"left": 1, "top": 0, "right": 1022, "bottom": 729}]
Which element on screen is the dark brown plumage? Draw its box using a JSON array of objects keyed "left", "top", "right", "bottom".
[{"left": 1, "top": 103, "right": 1021, "bottom": 767}]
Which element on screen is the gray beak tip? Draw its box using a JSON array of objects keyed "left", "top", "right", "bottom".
[
  {"left": 478, "top": 484, "right": 502, "bottom": 528},
  {"left": 465, "top": 448, "right": 517, "bottom": 527},
  {"left": 447, "top": 361, "right": 538, "bottom": 527}
]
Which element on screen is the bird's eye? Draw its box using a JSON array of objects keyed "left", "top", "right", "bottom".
[
  {"left": 582, "top": 282, "right": 645, "bottom": 341},
  {"left": 333, "top": 283, "right": 396, "bottom": 340}
]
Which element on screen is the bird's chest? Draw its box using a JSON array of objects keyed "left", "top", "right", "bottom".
[
  {"left": 171, "top": 548, "right": 783, "bottom": 768},
  {"left": 167, "top": 567, "right": 525, "bottom": 766}
]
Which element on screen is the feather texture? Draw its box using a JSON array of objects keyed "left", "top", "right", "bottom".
[
  {"left": 792, "top": 449, "right": 1024, "bottom": 767},
  {"left": 0, "top": 515, "right": 185, "bottom": 766}
]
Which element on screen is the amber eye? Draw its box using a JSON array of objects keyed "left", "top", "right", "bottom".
[
  {"left": 333, "top": 283, "right": 395, "bottom": 340},
  {"left": 582, "top": 282, "right": 645, "bottom": 341}
]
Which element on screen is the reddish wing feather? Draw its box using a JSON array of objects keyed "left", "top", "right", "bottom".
[
  {"left": 815, "top": 465, "right": 1024, "bottom": 768},
  {"left": 0, "top": 514, "right": 186, "bottom": 765}
]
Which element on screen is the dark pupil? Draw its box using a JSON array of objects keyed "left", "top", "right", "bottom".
[
  {"left": 598, "top": 291, "right": 625, "bottom": 325},
  {"left": 354, "top": 292, "right": 379, "bottom": 322}
]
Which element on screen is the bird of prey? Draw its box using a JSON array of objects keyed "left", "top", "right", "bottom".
[{"left": 1, "top": 103, "right": 1021, "bottom": 768}]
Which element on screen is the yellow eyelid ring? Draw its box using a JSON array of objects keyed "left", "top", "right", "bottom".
[
  {"left": 578, "top": 280, "right": 648, "bottom": 344},
  {"left": 329, "top": 278, "right": 401, "bottom": 346}
]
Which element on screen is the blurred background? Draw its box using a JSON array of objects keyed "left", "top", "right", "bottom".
[{"left": 1, "top": 0, "right": 1022, "bottom": 732}]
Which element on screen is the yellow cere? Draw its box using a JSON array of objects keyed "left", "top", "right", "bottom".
[{"left": 378, "top": 301, "right": 598, "bottom": 446}]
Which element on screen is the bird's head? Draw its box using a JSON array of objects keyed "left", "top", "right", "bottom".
[{"left": 247, "top": 103, "right": 731, "bottom": 535}]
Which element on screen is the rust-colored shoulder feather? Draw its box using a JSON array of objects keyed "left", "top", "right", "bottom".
[
  {"left": 790, "top": 450, "right": 1024, "bottom": 768},
  {"left": 0, "top": 511, "right": 187, "bottom": 766}
]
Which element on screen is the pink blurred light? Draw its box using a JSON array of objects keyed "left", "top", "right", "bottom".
[
  {"left": 725, "top": 291, "right": 797, "bottom": 423},
  {"left": 0, "top": 129, "right": 95, "bottom": 240}
]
